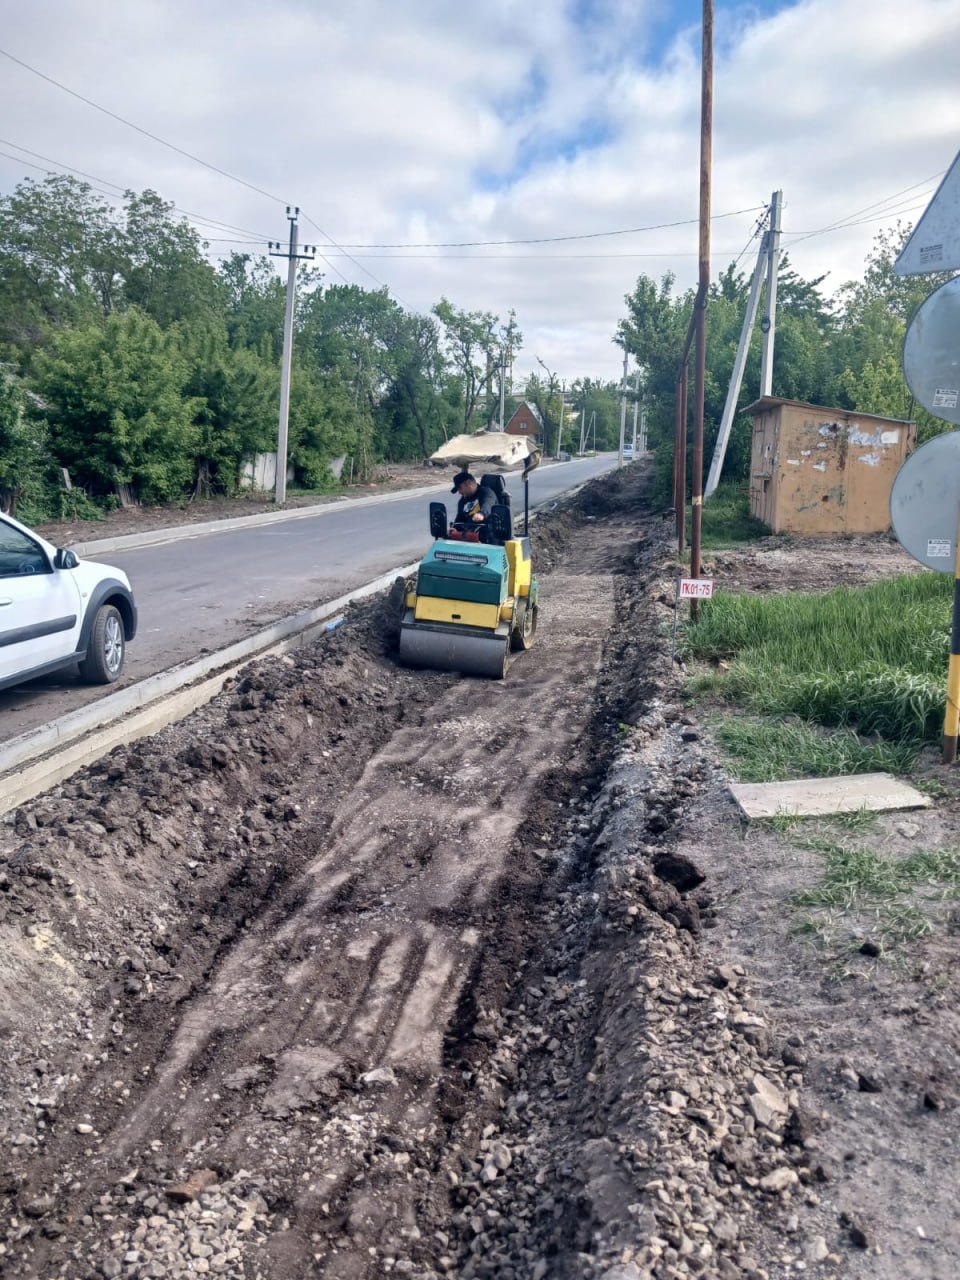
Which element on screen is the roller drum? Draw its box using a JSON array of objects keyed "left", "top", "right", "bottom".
[{"left": 399, "top": 624, "right": 509, "bottom": 679}]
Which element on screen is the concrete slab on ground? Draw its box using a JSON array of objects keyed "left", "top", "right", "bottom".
[{"left": 729, "top": 772, "right": 932, "bottom": 819}]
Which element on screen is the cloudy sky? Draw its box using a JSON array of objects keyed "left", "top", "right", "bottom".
[{"left": 1, "top": 0, "right": 958, "bottom": 384}]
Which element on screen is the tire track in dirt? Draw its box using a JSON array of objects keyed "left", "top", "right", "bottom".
[{"left": 4, "top": 483, "right": 634, "bottom": 1279}]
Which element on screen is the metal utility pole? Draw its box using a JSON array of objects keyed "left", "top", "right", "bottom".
[
  {"left": 759, "top": 189, "right": 782, "bottom": 398},
  {"left": 705, "top": 225, "right": 768, "bottom": 497},
  {"left": 639, "top": 407, "right": 647, "bottom": 454},
  {"left": 269, "top": 208, "right": 316, "bottom": 505},
  {"left": 690, "top": 0, "right": 713, "bottom": 617},
  {"left": 631, "top": 372, "right": 640, "bottom": 452},
  {"left": 618, "top": 350, "right": 628, "bottom": 466},
  {"left": 578, "top": 407, "right": 586, "bottom": 455}
]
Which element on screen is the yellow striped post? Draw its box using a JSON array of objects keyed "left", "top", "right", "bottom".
[{"left": 943, "top": 527, "right": 960, "bottom": 763}]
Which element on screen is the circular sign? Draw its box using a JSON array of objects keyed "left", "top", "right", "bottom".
[
  {"left": 903, "top": 276, "right": 960, "bottom": 426},
  {"left": 890, "top": 431, "right": 960, "bottom": 573}
]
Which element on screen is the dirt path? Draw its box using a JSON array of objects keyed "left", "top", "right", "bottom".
[{"left": 4, "top": 470, "right": 960, "bottom": 1280}]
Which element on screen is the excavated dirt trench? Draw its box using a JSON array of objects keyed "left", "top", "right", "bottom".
[
  {"left": 1, "top": 467, "right": 693, "bottom": 1280},
  {"left": 9, "top": 468, "right": 941, "bottom": 1280}
]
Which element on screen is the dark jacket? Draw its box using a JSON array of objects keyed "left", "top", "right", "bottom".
[{"left": 455, "top": 483, "right": 496, "bottom": 524}]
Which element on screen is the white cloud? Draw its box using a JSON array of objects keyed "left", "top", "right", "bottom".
[{"left": 0, "top": 0, "right": 958, "bottom": 384}]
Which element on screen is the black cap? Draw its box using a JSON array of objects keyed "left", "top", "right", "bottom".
[{"left": 451, "top": 470, "right": 474, "bottom": 493}]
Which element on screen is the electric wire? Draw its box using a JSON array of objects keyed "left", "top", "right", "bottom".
[
  {"left": 0, "top": 46, "right": 290, "bottom": 208},
  {"left": 0, "top": 136, "right": 276, "bottom": 240},
  {"left": 321, "top": 205, "right": 766, "bottom": 249}
]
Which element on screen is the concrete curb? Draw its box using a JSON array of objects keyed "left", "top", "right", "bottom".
[{"left": 0, "top": 561, "right": 418, "bottom": 817}]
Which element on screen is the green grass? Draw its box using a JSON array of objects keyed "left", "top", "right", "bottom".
[
  {"left": 688, "top": 482, "right": 768, "bottom": 549},
  {"left": 716, "top": 716, "right": 918, "bottom": 782},
  {"left": 790, "top": 839, "right": 960, "bottom": 954},
  {"left": 686, "top": 573, "right": 950, "bottom": 747}
]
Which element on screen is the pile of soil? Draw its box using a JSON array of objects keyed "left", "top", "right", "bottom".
[{"left": 2, "top": 469, "right": 959, "bottom": 1280}]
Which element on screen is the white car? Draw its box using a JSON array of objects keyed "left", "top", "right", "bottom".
[{"left": 0, "top": 511, "right": 137, "bottom": 692}]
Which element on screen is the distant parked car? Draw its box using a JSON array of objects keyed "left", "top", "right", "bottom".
[
  {"left": 622, "top": 443, "right": 635, "bottom": 460},
  {"left": 0, "top": 511, "right": 137, "bottom": 692}
]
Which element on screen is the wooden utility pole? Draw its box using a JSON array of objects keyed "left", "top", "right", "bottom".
[
  {"left": 689, "top": 0, "right": 713, "bottom": 619},
  {"left": 269, "top": 208, "right": 316, "bottom": 504}
]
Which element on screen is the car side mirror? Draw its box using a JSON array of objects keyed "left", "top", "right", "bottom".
[
  {"left": 54, "top": 548, "right": 79, "bottom": 570},
  {"left": 429, "top": 502, "right": 448, "bottom": 540}
]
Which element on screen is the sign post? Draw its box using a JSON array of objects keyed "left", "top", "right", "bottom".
[{"left": 672, "top": 577, "right": 714, "bottom": 662}]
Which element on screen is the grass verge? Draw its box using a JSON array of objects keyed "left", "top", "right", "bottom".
[
  {"left": 715, "top": 716, "right": 918, "bottom": 782},
  {"left": 688, "top": 482, "right": 768, "bottom": 549},
  {"left": 687, "top": 573, "right": 949, "bottom": 764},
  {"left": 789, "top": 835, "right": 960, "bottom": 956}
]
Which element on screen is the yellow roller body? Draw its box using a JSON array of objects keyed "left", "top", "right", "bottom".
[
  {"left": 413, "top": 597, "right": 502, "bottom": 628},
  {"left": 506, "top": 538, "right": 533, "bottom": 597}
]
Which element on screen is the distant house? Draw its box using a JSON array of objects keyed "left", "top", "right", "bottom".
[{"left": 505, "top": 401, "right": 543, "bottom": 440}]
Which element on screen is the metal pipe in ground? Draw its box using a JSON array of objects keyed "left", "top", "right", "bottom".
[
  {"left": 678, "top": 367, "right": 688, "bottom": 553},
  {"left": 690, "top": 0, "right": 713, "bottom": 622}
]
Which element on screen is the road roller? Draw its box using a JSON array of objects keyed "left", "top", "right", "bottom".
[{"left": 399, "top": 473, "right": 538, "bottom": 678}]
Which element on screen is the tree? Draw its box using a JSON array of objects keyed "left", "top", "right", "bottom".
[
  {"left": 0, "top": 374, "right": 49, "bottom": 515},
  {"left": 432, "top": 298, "right": 501, "bottom": 431},
  {"left": 219, "top": 252, "right": 286, "bottom": 357},
  {"left": 36, "top": 308, "right": 200, "bottom": 503},
  {"left": 0, "top": 174, "right": 121, "bottom": 350},
  {"left": 183, "top": 324, "right": 278, "bottom": 495},
  {"left": 123, "top": 190, "right": 224, "bottom": 329}
]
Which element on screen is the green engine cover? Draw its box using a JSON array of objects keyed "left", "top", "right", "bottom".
[{"left": 417, "top": 541, "right": 509, "bottom": 606}]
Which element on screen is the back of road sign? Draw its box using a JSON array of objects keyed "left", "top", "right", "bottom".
[
  {"left": 895, "top": 149, "right": 960, "bottom": 276},
  {"left": 890, "top": 432, "right": 960, "bottom": 573},
  {"left": 903, "top": 276, "right": 960, "bottom": 427}
]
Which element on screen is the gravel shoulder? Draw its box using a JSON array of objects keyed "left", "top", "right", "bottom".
[{"left": 2, "top": 473, "right": 959, "bottom": 1280}]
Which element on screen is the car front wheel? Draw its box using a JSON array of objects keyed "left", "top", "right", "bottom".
[{"left": 78, "top": 604, "right": 125, "bottom": 684}]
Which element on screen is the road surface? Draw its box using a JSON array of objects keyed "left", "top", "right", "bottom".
[{"left": 1, "top": 454, "right": 620, "bottom": 740}]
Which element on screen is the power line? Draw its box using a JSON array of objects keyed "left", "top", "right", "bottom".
[
  {"left": 783, "top": 198, "right": 931, "bottom": 246},
  {"left": 300, "top": 210, "right": 419, "bottom": 310},
  {"left": 298, "top": 248, "right": 758, "bottom": 260},
  {"left": 0, "top": 136, "right": 275, "bottom": 240},
  {"left": 781, "top": 172, "right": 944, "bottom": 245},
  {"left": 0, "top": 45, "right": 290, "bottom": 207},
  {"left": 325, "top": 205, "right": 766, "bottom": 249}
]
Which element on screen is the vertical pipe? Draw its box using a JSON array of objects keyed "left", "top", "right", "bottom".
[
  {"left": 678, "top": 367, "right": 688, "bottom": 553},
  {"left": 690, "top": 0, "right": 713, "bottom": 619},
  {"left": 673, "top": 381, "right": 682, "bottom": 518}
]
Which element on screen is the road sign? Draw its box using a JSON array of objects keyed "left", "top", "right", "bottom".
[
  {"left": 679, "top": 577, "right": 714, "bottom": 599},
  {"left": 889, "top": 432, "right": 960, "bottom": 573},
  {"left": 903, "top": 276, "right": 960, "bottom": 426},
  {"left": 895, "top": 148, "right": 960, "bottom": 276}
]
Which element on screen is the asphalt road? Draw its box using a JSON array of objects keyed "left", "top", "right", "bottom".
[{"left": 2, "top": 455, "right": 621, "bottom": 740}]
